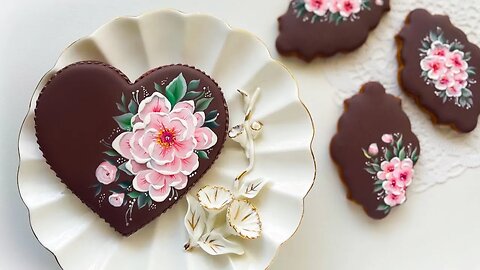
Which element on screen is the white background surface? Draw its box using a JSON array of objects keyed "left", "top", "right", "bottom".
[{"left": 1, "top": 1, "right": 479, "bottom": 269}]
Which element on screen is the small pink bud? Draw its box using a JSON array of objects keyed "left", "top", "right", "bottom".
[
  {"left": 368, "top": 143, "right": 379, "bottom": 156},
  {"left": 382, "top": 134, "right": 394, "bottom": 144}
]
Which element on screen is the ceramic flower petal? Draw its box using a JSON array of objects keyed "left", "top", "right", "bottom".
[
  {"left": 198, "top": 231, "right": 244, "bottom": 256},
  {"left": 184, "top": 194, "right": 207, "bottom": 248},
  {"left": 197, "top": 186, "right": 234, "bottom": 211},
  {"left": 226, "top": 199, "right": 262, "bottom": 239},
  {"left": 234, "top": 178, "right": 268, "bottom": 199}
]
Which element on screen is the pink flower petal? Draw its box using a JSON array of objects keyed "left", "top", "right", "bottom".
[
  {"left": 194, "top": 127, "right": 218, "bottom": 150},
  {"left": 129, "top": 130, "right": 151, "bottom": 163},
  {"left": 144, "top": 113, "right": 171, "bottom": 132},
  {"left": 149, "top": 142, "right": 175, "bottom": 165},
  {"left": 180, "top": 154, "right": 199, "bottom": 175},
  {"left": 132, "top": 170, "right": 151, "bottom": 192},
  {"left": 172, "top": 174, "right": 188, "bottom": 190},
  {"left": 137, "top": 92, "right": 171, "bottom": 121},
  {"left": 112, "top": 132, "right": 134, "bottom": 160},
  {"left": 147, "top": 157, "right": 182, "bottom": 175},
  {"left": 140, "top": 128, "right": 158, "bottom": 152},
  {"left": 194, "top": 112, "right": 205, "bottom": 128},
  {"left": 125, "top": 160, "right": 149, "bottom": 175},
  {"left": 149, "top": 184, "right": 171, "bottom": 203},
  {"left": 173, "top": 137, "right": 197, "bottom": 159}
]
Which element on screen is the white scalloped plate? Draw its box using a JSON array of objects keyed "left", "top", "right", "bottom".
[{"left": 17, "top": 9, "right": 315, "bottom": 270}]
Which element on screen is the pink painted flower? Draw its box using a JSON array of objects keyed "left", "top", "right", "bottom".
[
  {"left": 336, "top": 0, "right": 362, "bottom": 18},
  {"left": 446, "top": 85, "right": 463, "bottom": 98},
  {"left": 382, "top": 175, "right": 404, "bottom": 195},
  {"left": 95, "top": 161, "right": 118, "bottom": 185},
  {"left": 375, "top": 0, "right": 384, "bottom": 5},
  {"left": 435, "top": 71, "right": 455, "bottom": 90},
  {"left": 109, "top": 193, "right": 125, "bottom": 207},
  {"left": 427, "top": 41, "right": 451, "bottom": 59},
  {"left": 112, "top": 92, "right": 218, "bottom": 202},
  {"left": 393, "top": 158, "right": 414, "bottom": 187},
  {"left": 384, "top": 191, "right": 406, "bottom": 207},
  {"left": 381, "top": 134, "right": 393, "bottom": 144},
  {"left": 420, "top": 56, "right": 447, "bottom": 80},
  {"left": 304, "top": 0, "right": 330, "bottom": 16},
  {"left": 329, "top": 0, "right": 340, "bottom": 13},
  {"left": 377, "top": 157, "right": 401, "bottom": 180},
  {"left": 132, "top": 170, "right": 188, "bottom": 202},
  {"left": 368, "top": 143, "right": 379, "bottom": 156},
  {"left": 446, "top": 50, "right": 468, "bottom": 74}
]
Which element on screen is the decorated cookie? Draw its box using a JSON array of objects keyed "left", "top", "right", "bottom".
[
  {"left": 397, "top": 9, "right": 480, "bottom": 132},
  {"left": 35, "top": 62, "right": 228, "bottom": 235},
  {"left": 276, "top": 0, "right": 390, "bottom": 61},
  {"left": 330, "top": 82, "right": 420, "bottom": 219}
]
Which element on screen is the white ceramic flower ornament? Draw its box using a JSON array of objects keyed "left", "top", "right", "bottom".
[{"left": 183, "top": 87, "right": 269, "bottom": 256}]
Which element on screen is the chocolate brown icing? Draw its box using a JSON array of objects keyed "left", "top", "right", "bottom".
[
  {"left": 397, "top": 9, "right": 480, "bottom": 133},
  {"left": 276, "top": 0, "right": 390, "bottom": 61},
  {"left": 330, "top": 82, "right": 420, "bottom": 219},
  {"left": 35, "top": 62, "right": 228, "bottom": 235}
]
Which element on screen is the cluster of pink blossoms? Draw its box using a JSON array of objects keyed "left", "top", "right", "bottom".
[{"left": 420, "top": 40, "right": 471, "bottom": 98}]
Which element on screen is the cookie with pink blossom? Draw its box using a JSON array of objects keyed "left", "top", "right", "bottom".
[
  {"left": 276, "top": 0, "right": 390, "bottom": 61},
  {"left": 330, "top": 82, "right": 420, "bottom": 219},
  {"left": 397, "top": 9, "right": 480, "bottom": 132},
  {"left": 35, "top": 62, "right": 228, "bottom": 235}
]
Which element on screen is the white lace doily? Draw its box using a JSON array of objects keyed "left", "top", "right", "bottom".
[{"left": 321, "top": 0, "right": 480, "bottom": 192}]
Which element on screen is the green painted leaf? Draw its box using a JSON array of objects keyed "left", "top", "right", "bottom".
[
  {"left": 154, "top": 82, "right": 163, "bottom": 93},
  {"left": 364, "top": 167, "right": 377, "bottom": 175},
  {"left": 121, "top": 93, "right": 126, "bottom": 106},
  {"left": 462, "top": 88, "right": 473, "bottom": 98},
  {"left": 184, "top": 91, "right": 203, "bottom": 100},
  {"left": 94, "top": 185, "right": 102, "bottom": 197},
  {"left": 377, "top": 204, "right": 389, "bottom": 211},
  {"left": 442, "top": 95, "right": 448, "bottom": 103},
  {"left": 116, "top": 102, "right": 127, "bottom": 113},
  {"left": 118, "top": 162, "right": 133, "bottom": 176},
  {"left": 113, "top": 113, "right": 134, "bottom": 131},
  {"left": 109, "top": 187, "right": 123, "bottom": 194},
  {"left": 115, "top": 170, "right": 120, "bottom": 181},
  {"left": 467, "top": 98, "right": 474, "bottom": 107},
  {"left": 459, "top": 96, "right": 467, "bottom": 108},
  {"left": 396, "top": 134, "right": 403, "bottom": 150},
  {"left": 393, "top": 146, "right": 399, "bottom": 157},
  {"left": 165, "top": 73, "right": 187, "bottom": 106},
  {"left": 371, "top": 163, "right": 381, "bottom": 172},
  {"left": 137, "top": 193, "right": 149, "bottom": 209},
  {"left": 385, "top": 148, "right": 394, "bottom": 161},
  {"left": 197, "top": 150, "right": 209, "bottom": 159},
  {"left": 188, "top": 80, "right": 201, "bottom": 91},
  {"left": 429, "top": 31, "right": 438, "bottom": 42},
  {"left": 374, "top": 179, "right": 384, "bottom": 185},
  {"left": 374, "top": 185, "right": 384, "bottom": 192},
  {"left": 398, "top": 147, "right": 406, "bottom": 160},
  {"left": 127, "top": 191, "right": 141, "bottom": 199},
  {"left": 204, "top": 121, "right": 220, "bottom": 129},
  {"left": 421, "top": 41, "right": 430, "bottom": 50},
  {"left": 147, "top": 197, "right": 153, "bottom": 207},
  {"left": 104, "top": 149, "right": 119, "bottom": 157},
  {"left": 195, "top": 97, "right": 214, "bottom": 112},
  {"left": 205, "top": 110, "right": 219, "bottom": 122},
  {"left": 128, "top": 99, "right": 138, "bottom": 114},
  {"left": 118, "top": 181, "right": 131, "bottom": 189}
]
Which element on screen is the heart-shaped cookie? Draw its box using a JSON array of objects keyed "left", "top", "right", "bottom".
[{"left": 35, "top": 62, "right": 228, "bottom": 236}]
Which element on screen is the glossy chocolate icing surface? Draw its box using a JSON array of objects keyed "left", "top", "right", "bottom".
[
  {"left": 397, "top": 9, "right": 480, "bottom": 132},
  {"left": 331, "top": 82, "right": 420, "bottom": 219},
  {"left": 35, "top": 62, "right": 228, "bottom": 235}
]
